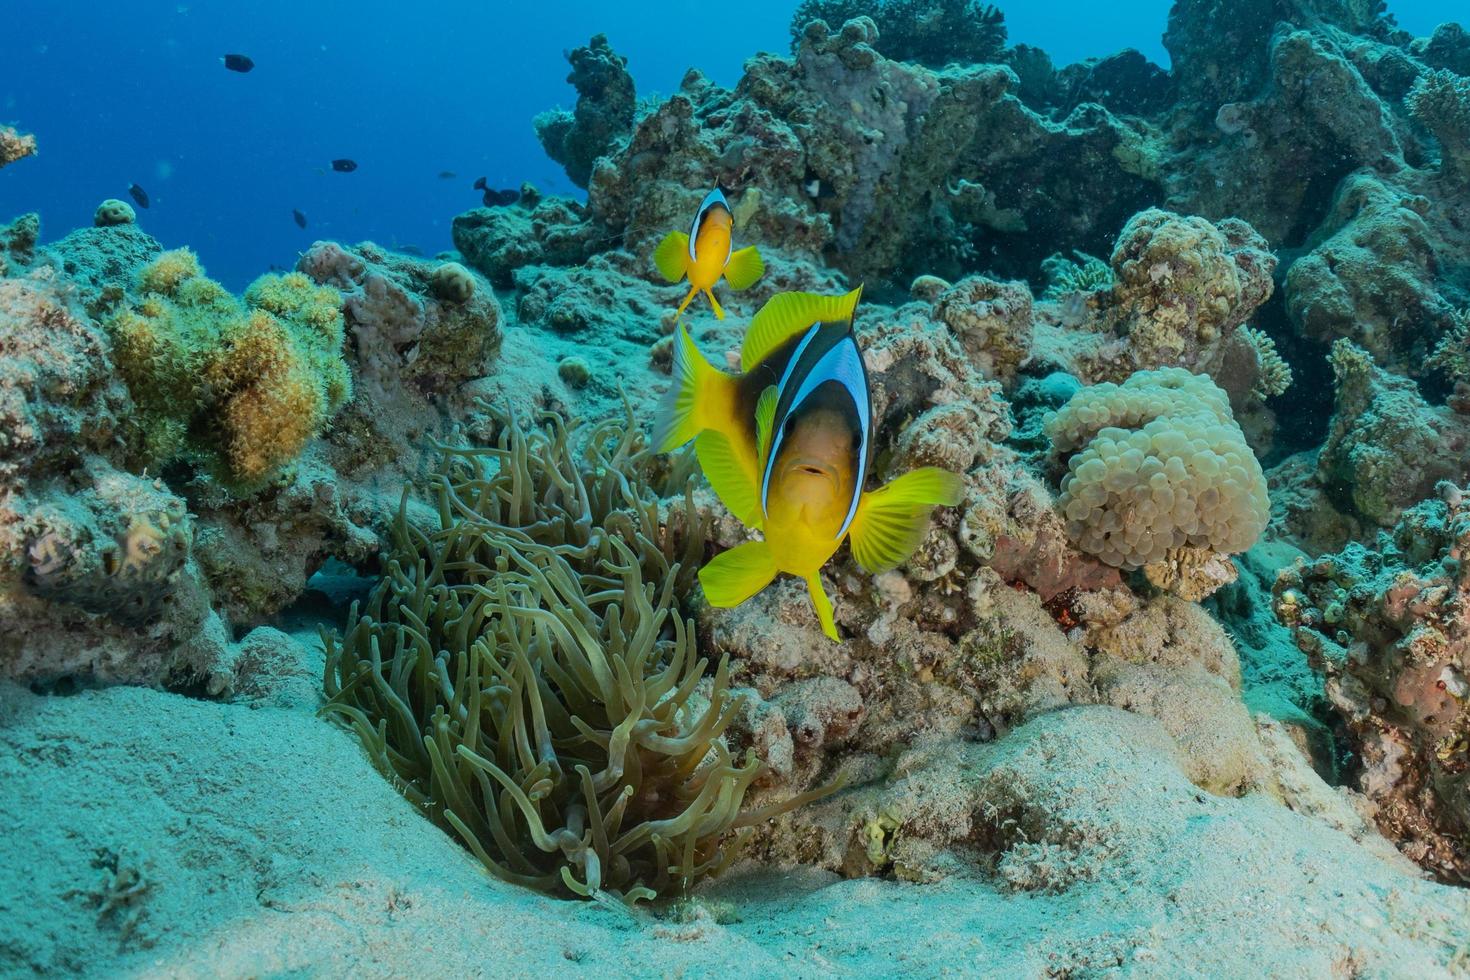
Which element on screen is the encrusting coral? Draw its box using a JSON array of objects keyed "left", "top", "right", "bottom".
[
  {"left": 322, "top": 406, "right": 831, "bottom": 901},
  {"left": 107, "top": 249, "right": 352, "bottom": 488}
]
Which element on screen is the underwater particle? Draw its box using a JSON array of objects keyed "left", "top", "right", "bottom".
[
  {"left": 128, "top": 183, "right": 150, "bottom": 209},
  {"left": 557, "top": 355, "right": 591, "bottom": 387},
  {"left": 292, "top": 209, "right": 307, "bottom": 229},
  {"left": 94, "top": 199, "right": 137, "bottom": 227},
  {"left": 428, "top": 261, "right": 475, "bottom": 304},
  {"left": 222, "top": 53, "right": 254, "bottom": 72},
  {"left": 0, "top": 124, "right": 37, "bottom": 169},
  {"left": 322, "top": 407, "right": 832, "bottom": 902},
  {"left": 330, "top": 159, "right": 357, "bottom": 173}
]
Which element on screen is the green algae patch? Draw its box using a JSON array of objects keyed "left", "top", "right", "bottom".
[
  {"left": 106, "top": 248, "right": 351, "bottom": 491},
  {"left": 322, "top": 407, "right": 831, "bottom": 902}
]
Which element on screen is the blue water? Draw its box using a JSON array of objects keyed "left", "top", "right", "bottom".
[{"left": 0, "top": 1, "right": 1453, "bottom": 289}]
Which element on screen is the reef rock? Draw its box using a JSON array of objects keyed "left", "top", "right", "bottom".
[{"left": 1275, "top": 482, "right": 1470, "bottom": 882}]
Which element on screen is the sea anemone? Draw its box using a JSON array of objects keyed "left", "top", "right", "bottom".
[{"left": 322, "top": 404, "right": 833, "bottom": 902}]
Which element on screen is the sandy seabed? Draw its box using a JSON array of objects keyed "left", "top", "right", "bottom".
[{"left": 3, "top": 629, "right": 1467, "bottom": 978}]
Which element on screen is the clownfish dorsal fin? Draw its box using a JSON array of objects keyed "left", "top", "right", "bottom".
[
  {"left": 754, "top": 384, "right": 778, "bottom": 469},
  {"left": 741, "top": 286, "right": 863, "bottom": 372}
]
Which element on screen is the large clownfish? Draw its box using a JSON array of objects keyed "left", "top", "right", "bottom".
[
  {"left": 654, "top": 287, "right": 964, "bottom": 640},
  {"left": 653, "top": 188, "right": 764, "bottom": 320}
]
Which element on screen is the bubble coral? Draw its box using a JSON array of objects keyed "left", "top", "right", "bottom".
[
  {"left": 1045, "top": 368, "right": 1268, "bottom": 570},
  {"left": 322, "top": 406, "right": 832, "bottom": 902}
]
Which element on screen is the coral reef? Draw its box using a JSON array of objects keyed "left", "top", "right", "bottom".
[
  {"left": 1275, "top": 482, "right": 1470, "bottom": 882},
  {"left": 789, "top": 1, "right": 1008, "bottom": 68},
  {"left": 533, "top": 34, "right": 636, "bottom": 190},
  {"left": 0, "top": 252, "right": 229, "bottom": 687},
  {"left": 1319, "top": 340, "right": 1470, "bottom": 527},
  {"left": 1407, "top": 68, "right": 1470, "bottom": 182},
  {"left": 0, "top": 124, "right": 36, "bottom": 169}
]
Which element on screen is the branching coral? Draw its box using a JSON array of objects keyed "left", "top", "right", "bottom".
[
  {"left": 1239, "top": 327, "right": 1293, "bottom": 399},
  {"left": 322, "top": 406, "right": 830, "bottom": 901},
  {"left": 1429, "top": 307, "right": 1470, "bottom": 386},
  {"left": 1041, "top": 251, "right": 1111, "bottom": 300},
  {"left": 107, "top": 249, "right": 351, "bottom": 488},
  {"left": 789, "top": 0, "right": 1007, "bottom": 68},
  {"left": 1407, "top": 68, "right": 1470, "bottom": 182}
]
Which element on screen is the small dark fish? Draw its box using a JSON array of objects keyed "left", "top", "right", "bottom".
[
  {"left": 223, "top": 53, "right": 254, "bottom": 73},
  {"left": 292, "top": 208, "right": 307, "bottom": 229},
  {"left": 399, "top": 244, "right": 423, "bottom": 256},
  {"left": 128, "top": 183, "right": 150, "bottom": 208},
  {"left": 438, "top": 170, "right": 456, "bottom": 179},
  {"left": 331, "top": 158, "right": 357, "bottom": 173},
  {"left": 482, "top": 187, "right": 520, "bottom": 208},
  {"left": 472, "top": 176, "right": 488, "bottom": 191}
]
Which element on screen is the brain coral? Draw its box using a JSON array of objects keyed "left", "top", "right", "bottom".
[{"left": 1045, "top": 368, "right": 1268, "bottom": 569}]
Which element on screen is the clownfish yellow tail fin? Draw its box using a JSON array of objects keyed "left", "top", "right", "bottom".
[
  {"left": 724, "top": 246, "right": 764, "bottom": 291},
  {"left": 847, "top": 467, "right": 965, "bottom": 574},
  {"left": 652, "top": 323, "right": 735, "bottom": 453},
  {"left": 806, "top": 573, "right": 839, "bottom": 641},
  {"left": 704, "top": 288, "right": 725, "bottom": 320},
  {"left": 654, "top": 230, "right": 690, "bottom": 283},
  {"left": 675, "top": 285, "right": 698, "bottom": 320},
  {"left": 700, "top": 540, "right": 777, "bottom": 607}
]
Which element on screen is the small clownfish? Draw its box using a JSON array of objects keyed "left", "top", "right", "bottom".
[
  {"left": 653, "top": 188, "right": 765, "bottom": 320},
  {"left": 654, "top": 287, "right": 965, "bottom": 640}
]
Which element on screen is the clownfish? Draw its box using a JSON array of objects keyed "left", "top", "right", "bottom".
[
  {"left": 653, "top": 188, "right": 765, "bottom": 320},
  {"left": 654, "top": 287, "right": 964, "bottom": 640}
]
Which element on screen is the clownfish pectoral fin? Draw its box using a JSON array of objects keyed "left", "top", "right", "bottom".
[
  {"left": 695, "top": 429, "right": 762, "bottom": 528},
  {"left": 806, "top": 573, "right": 839, "bottom": 641},
  {"left": 654, "top": 323, "right": 733, "bottom": 452},
  {"left": 724, "top": 246, "right": 764, "bottom": 291},
  {"left": 847, "top": 467, "right": 966, "bottom": 574},
  {"left": 754, "top": 385, "right": 778, "bottom": 468},
  {"left": 741, "top": 286, "right": 863, "bottom": 372},
  {"left": 704, "top": 288, "right": 725, "bottom": 320},
  {"left": 654, "top": 230, "right": 691, "bottom": 283},
  {"left": 700, "top": 540, "right": 777, "bottom": 607}
]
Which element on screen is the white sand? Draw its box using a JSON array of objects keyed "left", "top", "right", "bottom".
[{"left": 4, "top": 652, "right": 1468, "bottom": 977}]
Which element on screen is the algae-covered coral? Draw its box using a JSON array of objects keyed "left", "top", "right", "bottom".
[
  {"left": 323, "top": 406, "right": 824, "bottom": 901},
  {"left": 108, "top": 248, "right": 352, "bottom": 488}
]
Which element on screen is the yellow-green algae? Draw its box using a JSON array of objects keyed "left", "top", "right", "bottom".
[
  {"left": 322, "top": 406, "right": 833, "bottom": 902},
  {"left": 106, "top": 248, "right": 351, "bottom": 489}
]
